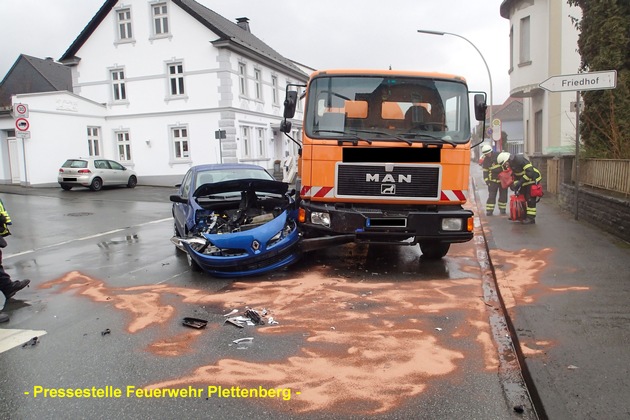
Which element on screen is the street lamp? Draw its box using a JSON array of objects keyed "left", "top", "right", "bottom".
[{"left": 417, "top": 29, "right": 495, "bottom": 149}]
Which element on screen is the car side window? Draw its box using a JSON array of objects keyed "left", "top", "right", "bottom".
[
  {"left": 181, "top": 171, "right": 192, "bottom": 197},
  {"left": 108, "top": 161, "right": 124, "bottom": 170}
]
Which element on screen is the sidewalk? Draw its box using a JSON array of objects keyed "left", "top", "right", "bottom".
[{"left": 472, "top": 165, "right": 630, "bottom": 419}]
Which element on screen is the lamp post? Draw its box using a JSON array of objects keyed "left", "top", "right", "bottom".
[{"left": 417, "top": 29, "right": 495, "bottom": 149}]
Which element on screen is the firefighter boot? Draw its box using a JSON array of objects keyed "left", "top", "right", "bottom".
[{"left": 522, "top": 217, "right": 536, "bottom": 225}]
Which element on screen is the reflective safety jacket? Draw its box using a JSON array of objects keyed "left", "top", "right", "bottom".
[
  {"left": 0, "top": 198, "right": 12, "bottom": 237},
  {"left": 482, "top": 152, "right": 503, "bottom": 183},
  {"left": 508, "top": 154, "right": 542, "bottom": 186}
]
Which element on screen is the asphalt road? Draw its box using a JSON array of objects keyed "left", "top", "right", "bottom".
[{"left": 0, "top": 184, "right": 536, "bottom": 419}]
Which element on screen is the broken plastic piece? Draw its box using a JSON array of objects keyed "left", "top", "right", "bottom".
[
  {"left": 245, "top": 309, "right": 265, "bottom": 325},
  {"left": 223, "top": 309, "right": 238, "bottom": 317},
  {"left": 267, "top": 317, "right": 279, "bottom": 325},
  {"left": 22, "top": 337, "right": 39, "bottom": 348},
  {"left": 225, "top": 318, "right": 245, "bottom": 328},
  {"left": 182, "top": 317, "right": 208, "bottom": 329},
  {"left": 101, "top": 328, "right": 111, "bottom": 336},
  {"left": 232, "top": 337, "right": 254, "bottom": 344}
]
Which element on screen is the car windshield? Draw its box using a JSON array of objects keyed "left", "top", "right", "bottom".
[
  {"left": 304, "top": 75, "right": 471, "bottom": 145},
  {"left": 62, "top": 160, "right": 88, "bottom": 168},
  {"left": 195, "top": 168, "right": 273, "bottom": 186}
]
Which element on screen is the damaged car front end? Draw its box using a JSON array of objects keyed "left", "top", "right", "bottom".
[{"left": 170, "top": 164, "right": 300, "bottom": 277}]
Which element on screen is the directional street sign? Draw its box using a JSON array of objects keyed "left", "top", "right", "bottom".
[{"left": 539, "top": 70, "right": 617, "bottom": 92}]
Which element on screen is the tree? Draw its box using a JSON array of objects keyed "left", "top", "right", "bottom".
[{"left": 568, "top": 0, "right": 630, "bottom": 158}]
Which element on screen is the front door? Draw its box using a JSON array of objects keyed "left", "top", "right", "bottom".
[{"left": 8, "top": 138, "right": 20, "bottom": 184}]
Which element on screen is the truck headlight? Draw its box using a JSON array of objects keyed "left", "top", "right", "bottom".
[
  {"left": 311, "top": 212, "right": 331, "bottom": 227},
  {"left": 442, "top": 218, "right": 463, "bottom": 231}
]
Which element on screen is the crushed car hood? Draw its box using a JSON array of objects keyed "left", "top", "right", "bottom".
[{"left": 193, "top": 178, "right": 289, "bottom": 198}]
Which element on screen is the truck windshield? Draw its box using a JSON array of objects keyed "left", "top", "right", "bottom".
[{"left": 304, "top": 75, "right": 471, "bottom": 145}]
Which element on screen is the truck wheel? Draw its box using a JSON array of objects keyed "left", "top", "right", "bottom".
[{"left": 419, "top": 242, "right": 450, "bottom": 259}]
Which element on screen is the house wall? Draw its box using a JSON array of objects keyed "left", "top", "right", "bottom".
[
  {"left": 0, "top": 0, "right": 307, "bottom": 187},
  {"left": 502, "top": 0, "right": 581, "bottom": 156}
]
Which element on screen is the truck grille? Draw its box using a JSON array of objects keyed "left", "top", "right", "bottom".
[{"left": 336, "top": 164, "right": 440, "bottom": 199}]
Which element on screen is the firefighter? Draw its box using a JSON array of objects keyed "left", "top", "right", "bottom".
[
  {"left": 496, "top": 152, "right": 543, "bottom": 224},
  {"left": 481, "top": 144, "right": 508, "bottom": 216},
  {"left": 0, "top": 197, "right": 30, "bottom": 323}
]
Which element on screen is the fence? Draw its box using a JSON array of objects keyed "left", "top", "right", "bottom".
[{"left": 579, "top": 159, "right": 630, "bottom": 197}]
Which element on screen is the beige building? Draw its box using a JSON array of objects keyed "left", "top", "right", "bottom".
[{"left": 500, "top": 0, "right": 582, "bottom": 155}]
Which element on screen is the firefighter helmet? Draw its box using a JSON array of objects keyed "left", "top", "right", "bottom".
[
  {"left": 481, "top": 144, "right": 492, "bottom": 155},
  {"left": 497, "top": 152, "right": 511, "bottom": 167}
]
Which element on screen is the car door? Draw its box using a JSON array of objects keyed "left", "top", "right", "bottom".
[
  {"left": 172, "top": 170, "right": 193, "bottom": 236},
  {"left": 93, "top": 160, "right": 111, "bottom": 184},
  {"left": 107, "top": 160, "right": 127, "bottom": 185}
]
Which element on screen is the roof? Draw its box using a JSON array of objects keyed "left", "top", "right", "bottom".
[
  {"left": 0, "top": 54, "right": 72, "bottom": 107},
  {"left": 59, "top": 0, "right": 306, "bottom": 79}
]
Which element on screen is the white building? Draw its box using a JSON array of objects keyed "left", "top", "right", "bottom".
[
  {"left": 500, "top": 0, "right": 581, "bottom": 155},
  {"left": 0, "top": 0, "right": 309, "bottom": 187}
]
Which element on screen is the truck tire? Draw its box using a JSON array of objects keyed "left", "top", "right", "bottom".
[{"left": 419, "top": 242, "right": 450, "bottom": 259}]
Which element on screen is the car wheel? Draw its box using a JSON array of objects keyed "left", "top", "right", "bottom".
[
  {"left": 90, "top": 177, "right": 103, "bottom": 191},
  {"left": 60, "top": 183, "right": 73, "bottom": 191},
  {"left": 419, "top": 242, "right": 450, "bottom": 259},
  {"left": 187, "top": 253, "right": 202, "bottom": 272},
  {"left": 127, "top": 175, "right": 137, "bottom": 188}
]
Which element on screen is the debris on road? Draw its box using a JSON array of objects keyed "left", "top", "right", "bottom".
[
  {"left": 232, "top": 337, "right": 253, "bottom": 344},
  {"left": 101, "top": 328, "right": 111, "bottom": 336},
  {"left": 182, "top": 317, "right": 208, "bottom": 329},
  {"left": 21, "top": 337, "right": 39, "bottom": 348}
]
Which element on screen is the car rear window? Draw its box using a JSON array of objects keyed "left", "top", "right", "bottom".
[{"left": 62, "top": 160, "right": 88, "bottom": 169}]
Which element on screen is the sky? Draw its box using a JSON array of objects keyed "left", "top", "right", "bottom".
[{"left": 0, "top": 0, "right": 511, "bottom": 106}]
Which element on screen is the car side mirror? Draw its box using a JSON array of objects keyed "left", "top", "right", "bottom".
[{"left": 169, "top": 195, "right": 187, "bottom": 204}]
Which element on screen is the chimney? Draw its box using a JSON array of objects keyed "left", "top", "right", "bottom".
[{"left": 236, "top": 17, "right": 250, "bottom": 32}]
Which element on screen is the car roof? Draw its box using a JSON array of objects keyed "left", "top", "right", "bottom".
[{"left": 190, "top": 163, "right": 267, "bottom": 172}]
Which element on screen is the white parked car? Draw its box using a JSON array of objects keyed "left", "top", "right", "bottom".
[{"left": 58, "top": 158, "right": 137, "bottom": 191}]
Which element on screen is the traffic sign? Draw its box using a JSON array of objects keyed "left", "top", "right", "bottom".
[
  {"left": 492, "top": 118, "right": 501, "bottom": 141},
  {"left": 539, "top": 70, "right": 617, "bottom": 92},
  {"left": 16, "top": 131, "right": 30, "bottom": 139},
  {"left": 15, "top": 117, "right": 29, "bottom": 131},
  {"left": 15, "top": 103, "right": 29, "bottom": 118}
]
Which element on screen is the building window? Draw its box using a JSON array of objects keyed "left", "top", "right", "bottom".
[
  {"left": 111, "top": 69, "right": 126, "bottom": 101},
  {"left": 152, "top": 3, "right": 169, "bottom": 36},
  {"left": 519, "top": 16, "right": 531, "bottom": 65},
  {"left": 254, "top": 68, "right": 262, "bottom": 100},
  {"left": 87, "top": 127, "right": 101, "bottom": 157},
  {"left": 271, "top": 75, "right": 279, "bottom": 105},
  {"left": 116, "top": 8, "right": 133, "bottom": 40},
  {"left": 241, "top": 126, "right": 251, "bottom": 157},
  {"left": 172, "top": 127, "right": 190, "bottom": 160},
  {"left": 168, "top": 63, "right": 185, "bottom": 96},
  {"left": 116, "top": 131, "right": 132, "bottom": 161},
  {"left": 257, "top": 127, "right": 265, "bottom": 156},
  {"left": 238, "top": 63, "right": 247, "bottom": 96}
]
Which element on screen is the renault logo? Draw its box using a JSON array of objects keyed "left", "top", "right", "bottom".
[{"left": 252, "top": 240, "right": 261, "bottom": 251}]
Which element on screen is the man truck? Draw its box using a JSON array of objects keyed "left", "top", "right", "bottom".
[{"left": 281, "top": 69, "right": 486, "bottom": 259}]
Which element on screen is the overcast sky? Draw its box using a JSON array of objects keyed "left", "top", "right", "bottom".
[{"left": 0, "top": 0, "right": 511, "bottom": 105}]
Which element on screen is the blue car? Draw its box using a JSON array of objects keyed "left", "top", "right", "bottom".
[{"left": 170, "top": 164, "right": 301, "bottom": 277}]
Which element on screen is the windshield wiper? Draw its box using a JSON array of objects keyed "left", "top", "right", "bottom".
[
  {"left": 349, "top": 129, "right": 412, "bottom": 145},
  {"left": 312, "top": 129, "right": 373, "bottom": 145},
  {"left": 400, "top": 132, "right": 457, "bottom": 147}
]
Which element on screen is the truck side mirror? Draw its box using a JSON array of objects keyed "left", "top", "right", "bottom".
[
  {"left": 279, "top": 120, "right": 292, "bottom": 133},
  {"left": 283, "top": 91, "right": 298, "bottom": 119},
  {"left": 473, "top": 94, "right": 487, "bottom": 122}
]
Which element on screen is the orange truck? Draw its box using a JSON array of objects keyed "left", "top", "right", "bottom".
[{"left": 281, "top": 69, "right": 487, "bottom": 259}]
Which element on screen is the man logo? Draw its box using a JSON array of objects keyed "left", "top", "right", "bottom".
[{"left": 381, "top": 184, "right": 396, "bottom": 195}]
